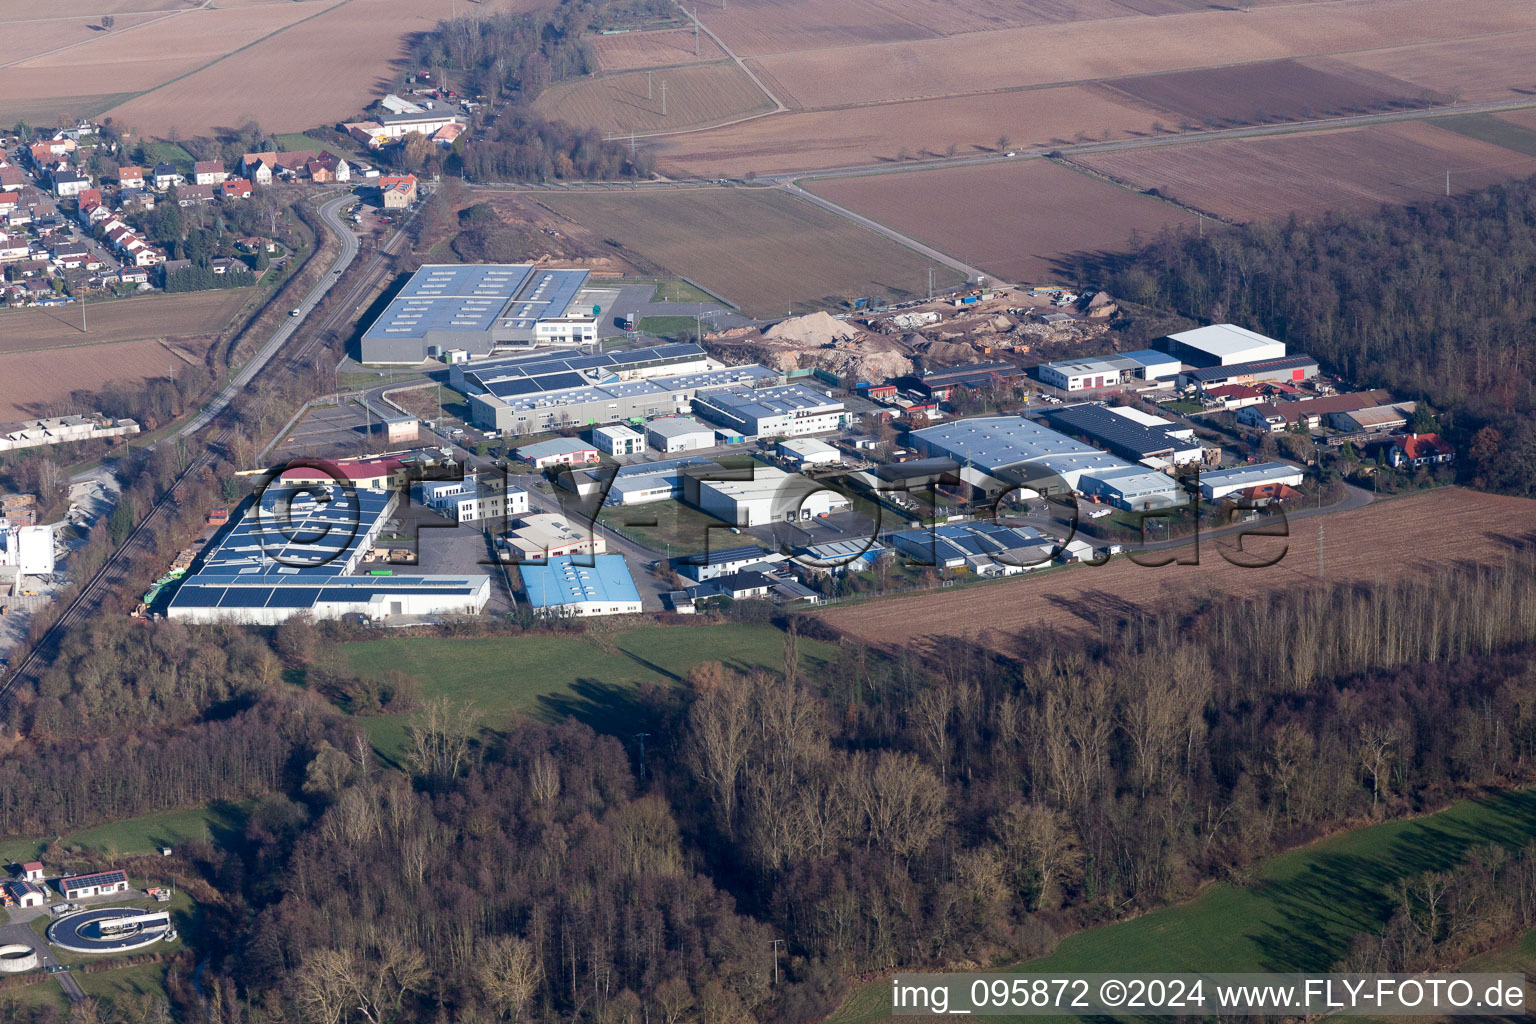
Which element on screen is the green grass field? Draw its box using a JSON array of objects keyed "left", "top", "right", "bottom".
[
  {"left": 138, "top": 140, "right": 194, "bottom": 170},
  {"left": 597, "top": 498, "right": 730, "bottom": 554},
  {"left": 1433, "top": 113, "right": 1536, "bottom": 159},
  {"left": 637, "top": 315, "right": 700, "bottom": 340},
  {"left": 345, "top": 622, "right": 835, "bottom": 759},
  {"left": 827, "top": 789, "right": 1536, "bottom": 1024},
  {"left": 649, "top": 279, "right": 719, "bottom": 304},
  {"left": 0, "top": 803, "right": 250, "bottom": 865}
]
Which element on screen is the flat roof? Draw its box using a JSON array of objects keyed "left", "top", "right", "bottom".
[
  {"left": 1045, "top": 404, "right": 1199, "bottom": 459},
  {"left": 1198, "top": 462, "right": 1305, "bottom": 487},
  {"left": 698, "top": 384, "right": 843, "bottom": 421},
  {"left": 1079, "top": 465, "right": 1182, "bottom": 496},
  {"left": 647, "top": 416, "right": 715, "bottom": 439},
  {"left": 778, "top": 437, "right": 839, "bottom": 455},
  {"left": 361, "top": 264, "right": 592, "bottom": 344},
  {"left": 594, "top": 424, "right": 643, "bottom": 440},
  {"left": 1183, "top": 354, "right": 1319, "bottom": 383},
  {"left": 1165, "top": 323, "right": 1285, "bottom": 359},
  {"left": 912, "top": 416, "right": 1105, "bottom": 472},
  {"left": 520, "top": 555, "right": 640, "bottom": 608},
  {"left": 516, "top": 436, "right": 597, "bottom": 459}
]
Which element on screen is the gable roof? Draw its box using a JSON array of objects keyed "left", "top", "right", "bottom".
[
  {"left": 193, "top": 159, "right": 224, "bottom": 174},
  {"left": 1394, "top": 433, "right": 1453, "bottom": 459}
]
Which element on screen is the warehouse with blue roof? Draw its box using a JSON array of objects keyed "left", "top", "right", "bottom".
[{"left": 520, "top": 555, "right": 642, "bottom": 616}]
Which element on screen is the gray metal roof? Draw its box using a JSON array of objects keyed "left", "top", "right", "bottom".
[
  {"left": 1045, "top": 403, "right": 1198, "bottom": 460},
  {"left": 361, "top": 264, "right": 592, "bottom": 345}
]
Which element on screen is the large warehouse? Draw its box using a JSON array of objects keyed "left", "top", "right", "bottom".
[
  {"left": 1180, "top": 354, "right": 1320, "bottom": 392},
  {"left": 453, "top": 344, "right": 781, "bottom": 434},
  {"left": 165, "top": 484, "right": 491, "bottom": 624},
  {"left": 691, "top": 384, "right": 847, "bottom": 438},
  {"left": 1036, "top": 350, "right": 1181, "bottom": 392},
  {"left": 1160, "top": 324, "right": 1286, "bottom": 367},
  {"left": 1197, "top": 462, "right": 1306, "bottom": 501},
  {"left": 1045, "top": 404, "right": 1205, "bottom": 468},
  {"left": 520, "top": 555, "right": 642, "bottom": 616},
  {"left": 687, "top": 464, "right": 851, "bottom": 526},
  {"left": 359, "top": 264, "right": 599, "bottom": 363}
]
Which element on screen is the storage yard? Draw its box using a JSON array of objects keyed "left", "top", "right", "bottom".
[{"left": 536, "top": 188, "right": 964, "bottom": 317}]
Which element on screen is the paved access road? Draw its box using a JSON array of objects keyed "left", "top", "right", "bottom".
[{"left": 0, "top": 920, "right": 82, "bottom": 1002}]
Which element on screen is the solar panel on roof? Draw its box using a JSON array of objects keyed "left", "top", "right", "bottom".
[
  {"left": 266, "top": 587, "right": 322, "bottom": 608},
  {"left": 219, "top": 588, "right": 272, "bottom": 608},
  {"left": 63, "top": 870, "right": 127, "bottom": 889}
]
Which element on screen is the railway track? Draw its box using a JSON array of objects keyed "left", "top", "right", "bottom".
[{"left": 0, "top": 193, "right": 416, "bottom": 703}]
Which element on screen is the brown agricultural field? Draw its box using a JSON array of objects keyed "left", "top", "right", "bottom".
[
  {"left": 532, "top": 61, "right": 773, "bottom": 134},
  {"left": 0, "top": 337, "right": 214, "bottom": 422},
  {"left": 1103, "top": 59, "right": 1431, "bottom": 129},
  {"left": 535, "top": 187, "right": 965, "bottom": 317},
  {"left": 0, "top": 3, "right": 324, "bottom": 122},
  {"left": 808, "top": 160, "right": 1192, "bottom": 284},
  {"left": 696, "top": 0, "right": 938, "bottom": 58},
  {"left": 0, "top": 290, "right": 252, "bottom": 354},
  {"left": 822, "top": 488, "right": 1536, "bottom": 656},
  {"left": 1076, "top": 121, "right": 1536, "bottom": 222},
  {"left": 587, "top": 28, "right": 725, "bottom": 72},
  {"left": 743, "top": 0, "right": 1535, "bottom": 109},
  {"left": 650, "top": 85, "right": 1167, "bottom": 177},
  {"left": 1339, "top": 28, "right": 1536, "bottom": 105},
  {"left": 79, "top": 0, "right": 551, "bottom": 137}
]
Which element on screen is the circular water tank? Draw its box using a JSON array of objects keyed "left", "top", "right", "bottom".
[{"left": 0, "top": 944, "right": 39, "bottom": 972}]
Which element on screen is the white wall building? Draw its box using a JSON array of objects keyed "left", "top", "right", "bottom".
[
  {"left": 593, "top": 424, "right": 645, "bottom": 456},
  {"left": 1197, "top": 462, "right": 1305, "bottom": 501},
  {"left": 1162, "top": 324, "right": 1286, "bottom": 367},
  {"left": 646, "top": 417, "right": 715, "bottom": 454},
  {"left": 777, "top": 437, "right": 841, "bottom": 469},
  {"left": 414, "top": 473, "right": 529, "bottom": 523},
  {"left": 692, "top": 384, "right": 846, "bottom": 438},
  {"left": 689, "top": 465, "right": 850, "bottom": 527}
]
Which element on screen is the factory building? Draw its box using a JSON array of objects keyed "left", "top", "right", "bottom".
[
  {"left": 1076, "top": 465, "right": 1184, "bottom": 511},
  {"left": 1044, "top": 404, "right": 1205, "bottom": 468},
  {"left": 501, "top": 513, "right": 605, "bottom": 561},
  {"left": 520, "top": 555, "right": 641, "bottom": 616},
  {"left": 454, "top": 344, "right": 780, "bottom": 435},
  {"left": 592, "top": 425, "right": 645, "bottom": 456},
  {"left": 647, "top": 417, "right": 717, "bottom": 453},
  {"left": 359, "top": 264, "right": 599, "bottom": 364},
  {"left": 675, "top": 544, "right": 785, "bottom": 582},
  {"left": 687, "top": 465, "right": 850, "bottom": 527},
  {"left": 890, "top": 522, "right": 1057, "bottom": 575},
  {"left": 1036, "top": 350, "right": 1181, "bottom": 391},
  {"left": 604, "top": 457, "right": 717, "bottom": 505},
  {"left": 1180, "top": 354, "right": 1319, "bottom": 392},
  {"left": 165, "top": 484, "right": 491, "bottom": 624},
  {"left": 1197, "top": 462, "right": 1306, "bottom": 501},
  {"left": 515, "top": 437, "right": 600, "bottom": 468},
  {"left": 1160, "top": 324, "right": 1286, "bottom": 367},
  {"left": 692, "top": 384, "right": 846, "bottom": 438}
]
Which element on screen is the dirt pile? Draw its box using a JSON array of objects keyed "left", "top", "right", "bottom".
[{"left": 752, "top": 312, "right": 914, "bottom": 381}]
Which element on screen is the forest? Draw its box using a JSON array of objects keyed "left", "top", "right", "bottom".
[
  {"left": 1108, "top": 175, "right": 1536, "bottom": 494},
  {"left": 7, "top": 546, "right": 1536, "bottom": 1022}
]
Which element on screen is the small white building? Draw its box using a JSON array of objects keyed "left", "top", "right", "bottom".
[
  {"left": 777, "top": 437, "right": 841, "bottom": 469},
  {"left": 60, "top": 869, "right": 129, "bottom": 900},
  {"left": 414, "top": 473, "right": 529, "bottom": 523},
  {"left": 516, "top": 437, "right": 600, "bottom": 468},
  {"left": 502, "top": 513, "right": 606, "bottom": 561},
  {"left": 1197, "top": 462, "right": 1305, "bottom": 501},
  {"left": 689, "top": 465, "right": 850, "bottom": 527},
  {"left": 646, "top": 417, "right": 715, "bottom": 454},
  {"left": 19, "top": 862, "right": 43, "bottom": 883},
  {"left": 5, "top": 881, "right": 44, "bottom": 908},
  {"left": 593, "top": 424, "right": 645, "bottom": 456}
]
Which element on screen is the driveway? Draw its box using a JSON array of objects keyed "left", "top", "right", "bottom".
[{"left": 0, "top": 919, "right": 82, "bottom": 1002}]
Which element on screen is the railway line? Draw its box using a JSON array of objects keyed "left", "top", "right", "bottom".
[{"left": 1, "top": 191, "right": 407, "bottom": 701}]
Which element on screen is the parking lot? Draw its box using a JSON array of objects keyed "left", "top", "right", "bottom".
[{"left": 269, "top": 402, "right": 376, "bottom": 464}]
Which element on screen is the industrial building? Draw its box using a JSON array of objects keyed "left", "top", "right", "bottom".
[
  {"left": 359, "top": 264, "right": 599, "bottom": 363},
  {"left": 165, "top": 484, "right": 491, "bottom": 624},
  {"left": 777, "top": 436, "right": 841, "bottom": 469},
  {"left": 692, "top": 384, "right": 847, "bottom": 438},
  {"left": 904, "top": 362, "right": 1026, "bottom": 400},
  {"left": 1076, "top": 465, "right": 1185, "bottom": 510},
  {"left": 647, "top": 416, "right": 717, "bottom": 453},
  {"left": 1180, "top": 354, "right": 1320, "bottom": 392},
  {"left": 515, "top": 437, "right": 599, "bottom": 468},
  {"left": 604, "top": 456, "right": 717, "bottom": 505},
  {"left": 59, "top": 870, "right": 129, "bottom": 900},
  {"left": 1036, "top": 350, "right": 1180, "bottom": 391},
  {"left": 890, "top": 522, "right": 1057, "bottom": 575},
  {"left": 1197, "top": 462, "right": 1306, "bottom": 501},
  {"left": 593, "top": 424, "right": 645, "bottom": 456},
  {"left": 414, "top": 472, "right": 529, "bottom": 524},
  {"left": 453, "top": 343, "right": 780, "bottom": 435},
  {"left": 687, "top": 464, "right": 851, "bottom": 527},
  {"left": 1044, "top": 404, "right": 1205, "bottom": 468},
  {"left": 501, "top": 513, "right": 605, "bottom": 561},
  {"left": 520, "top": 555, "right": 641, "bottom": 616},
  {"left": 1332, "top": 403, "right": 1414, "bottom": 433},
  {"left": 796, "top": 538, "right": 887, "bottom": 575},
  {"left": 1160, "top": 324, "right": 1286, "bottom": 367},
  {"left": 675, "top": 544, "right": 785, "bottom": 582}
]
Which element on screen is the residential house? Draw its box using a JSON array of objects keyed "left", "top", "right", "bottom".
[
  {"left": 118, "top": 188, "right": 154, "bottom": 212},
  {"left": 219, "top": 179, "right": 253, "bottom": 199},
  {"left": 379, "top": 173, "right": 417, "bottom": 208},
  {"left": 118, "top": 266, "right": 148, "bottom": 286},
  {"left": 1236, "top": 389, "right": 1393, "bottom": 433},
  {"left": 343, "top": 121, "right": 389, "bottom": 148},
  {"left": 175, "top": 183, "right": 216, "bottom": 205},
  {"left": 51, "top": 170, "right": 90, "bottom": 198},
  {"left": 73, "top": 187, "right": 100, "bottom": 209},
  {"left": 0, "top": 165, "right": 24, "bottom": 191},
  {"left": 1389, "top": 433, "right": 1454, "bottom": 469},
  {"left": 312, "top": 150, "right": 349, "bottom": 181},
  {"left": 305, "top": 159, "right": 334, "bottom": 183},
  {"left": 241, "top": 153, "right": 275, "bottom": 184},
  {"left": 0, "top": 193, "right": 19, "bottom": 223},
  {"left": 192, "top": 159, "right": 226, "bottom": 185},
  {"left": 116, "top": 165, "right": 145, "bottom": 189},
  {"left": 236, "top": 235, "right": 275, "bottom": 253},
  {"left": 0, "top": 231, "right": 27, "bottom": 262},
  {"left": 432, "top": 122, "right": 464, "bottom": 147},
  {"left": 151, "top": 163, "right": 183, "bottom": 189},
  {"left": 273, "top": 151, "right": 316, "bottom": 178}
]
